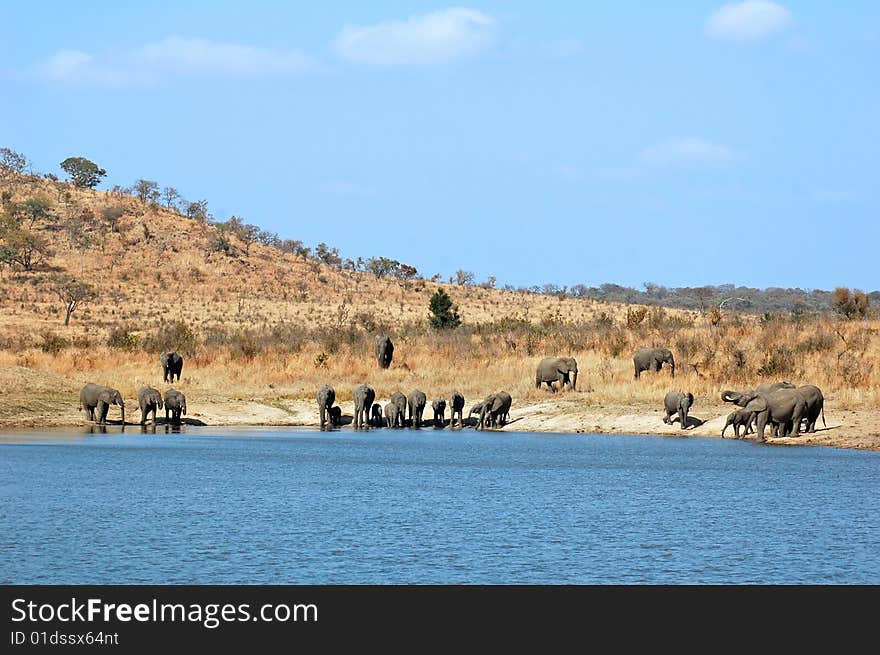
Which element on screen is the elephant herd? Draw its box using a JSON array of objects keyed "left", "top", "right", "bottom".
[
  {"left": 317, "top": 383, "right": 512, "bottom": 431},
  {"left": 78, "top": 351, "right": 188, "bottom": 426},
  {"left": 720, "top": 381, "right": 825, "bottom": 442},
  {"left": 536, "top": 348, "right": 826, "bottom": 444},
  {"left": 76, "top": 337, "right": 827, "bottom": 445}
]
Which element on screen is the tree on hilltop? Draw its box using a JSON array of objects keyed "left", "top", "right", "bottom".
[{"left": 60, "top": 157, "right": 106, "bottom": 189}]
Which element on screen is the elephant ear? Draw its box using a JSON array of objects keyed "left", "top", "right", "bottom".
[
  {"left": 686, "top": 392, "right": 694, "bottom": 404},
  {"left": 744, "top": 396, "right": 767, "bottom": 413}
]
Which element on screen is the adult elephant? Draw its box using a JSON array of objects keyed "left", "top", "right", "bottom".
[
  {"left": 449, "top": 391, "right": 465, "bottom": 428},
  {"left": 633, "top": 347, "right": 675, "bottom": 380},
  {"left": 375, "top": 335, "right": 394, "bottom": 369},
  {"left": 353, "top": 384, "right": 376, "bottom": 428},
  {"left": 478, "top": 392, "right": 512, "bottom": 430},
  {"left": 797, "top": 384, "right": 825, "bottom": 433},
  {"left": 408, "top": 390, "right": 427, "bottom": 428},
  {"left": 535, "top": 357, "right": 578, "bottom": 392},
  {"left": 137, "top": 386, "right": 163, "bottom": 426},
  {"left": 722, "top": 388, "right": 807, "bottom": 441},
  {"left": 755, "top": 381, "right": 795, "bottom": 395},
  {"left": 164, "top": 389, "right": 187, "bottom": 425},
  {"left": 80, "top": 383, "right": 125, "bottom": 425},
  {"left": 388, "top": 391, "right": 407, "bottom": 428},
  {"left": 316, "top": 384, "right": 336, "bottom": 428},
  {"left": 662, "top": 391, "right": 694, "bottom": 430},
  {"left": 160, "top": 351, "right": 184, "bottom": 383}
]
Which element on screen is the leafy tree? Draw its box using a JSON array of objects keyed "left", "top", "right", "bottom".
[
  {"left": 184, "top": 199, "right": 209, "bottom": 222},
  {"left": 455, "top": 270, "right": 475, "bottom": 286},
  {"left": 0, "top": 215, "right": 51, "bottom": 270},
  {"left": 60, "top": 157, "right": 106, "bottom": 188},
  {"left": 52, "top": 275, "right": 96, "bottom": 326},
  {"left": 133, "top": 179, "right": 160, "bottom": 205},
  {"left": 12, "top": 198, "right": 53, "bottom": 227},
  {"left": 365, "top": 256, "right": 400, "bottom": 279},
  {"left": 832, "top": 287, "right": 870, "bottom": 320},
  {"left": 280, "top": 239, "right": 310, "bottom": 259},
  {"left": 428, "top": 288, "right": 462, "bottom": 330},
  {"left": 162, "top": 187, "right": 181, "bottom": 210},
  {"left": 0, "top": 147, "right": 28, "bottom": 181},
  {"left": 315, "top": 242, "right": 341, "bottom": 268}
]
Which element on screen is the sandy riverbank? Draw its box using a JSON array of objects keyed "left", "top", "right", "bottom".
[{"left": 2, "top": 366, "right": 877, "bottom": 452}]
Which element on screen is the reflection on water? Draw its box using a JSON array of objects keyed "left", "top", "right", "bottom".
[{"left": 1, "top": 428, "right": 878, "bottom": 584}]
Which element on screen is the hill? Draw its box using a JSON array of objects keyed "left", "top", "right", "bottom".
[{"left": 0, "top": 165, "right": 878, "bottom": 449}]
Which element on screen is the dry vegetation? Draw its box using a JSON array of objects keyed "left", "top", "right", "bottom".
[{"left": 1, "top": 172, "right": 878, "bottom": 443}]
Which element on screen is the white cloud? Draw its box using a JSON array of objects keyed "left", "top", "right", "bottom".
[
  {"left": 32, "top": 36, "right": 311, "bottom": 86},
  {"left": 334, "top": 8, "right": 495, "bottom": 65},
  {"left": 704, "top": 1, "right": 792, "bottom": 42},
  {"left": 640, "top": 138, "right": 737, "bottom": 166}
]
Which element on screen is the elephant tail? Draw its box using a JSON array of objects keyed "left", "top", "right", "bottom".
[{"left": 821, "top": 405, "right": 826, "bottom": 428}]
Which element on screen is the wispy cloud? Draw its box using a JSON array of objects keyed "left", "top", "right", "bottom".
[
  {"left": 639, "top": 138, "right": 738, "bottom": 166},
  {"left": 32, "top": 36, "right": 312, "bottom": 86},
  {"left": 704, "top": 1, "right": 792, "bottom": 42},
  {"left": 333, "top": 8, "right": 496, "bottom": 66}
]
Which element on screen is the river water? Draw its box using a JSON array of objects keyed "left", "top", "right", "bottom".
[{"left": 1, "top": 427, "right": 877, "bottom": 584}]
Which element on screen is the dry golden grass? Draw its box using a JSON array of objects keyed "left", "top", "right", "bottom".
[{"left": 1, "top": 175, "right": 879, "bottom": 414}]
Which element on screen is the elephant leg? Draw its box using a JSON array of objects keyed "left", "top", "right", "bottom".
[{"left": 755, "top": 414, "right": 768, "bottom": 441}]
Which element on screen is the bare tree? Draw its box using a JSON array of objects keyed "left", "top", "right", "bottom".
[{"left": 52, "top": 275, "right": 97, "bottom": 326}]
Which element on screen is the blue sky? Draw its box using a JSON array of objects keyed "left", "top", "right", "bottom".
[{"left": 1, "top": 1, "right": 877, "bottom": 290}]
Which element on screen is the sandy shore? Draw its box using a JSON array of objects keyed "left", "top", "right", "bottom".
[{"left": 2, "top": 366, "right": 877, "bottom": 452}]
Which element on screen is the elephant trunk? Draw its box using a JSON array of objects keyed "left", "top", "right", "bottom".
[
  {"left": 120, "top": 404, "right": 125, "bottom": 425},
  {"left": 571, "top": 370, "right": 578, "bottom": 391},
  {"left": 721, "top": 390, "right": 738, "bottom": 403},
  {"left": 670, "top": 361, "right": 675, "bottom": 378}
]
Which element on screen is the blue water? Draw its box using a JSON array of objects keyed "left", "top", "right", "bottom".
[{"left": 1, "top": 427, "right": 878, "bottom": 584}]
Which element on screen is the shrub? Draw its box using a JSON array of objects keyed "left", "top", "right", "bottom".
[
  {"left": 142, "top": 321, "right": 198, "bottom": 355},
  {"left": 39, "top": 331, "right": 70, "bottom": 354},
  {"left": 429, "top": 289, "right": 462, "bottom": 330},
  {"left": 107, "top": 326, "right": 141, "bottom": 351},
  {"left": 625, "top": 307, "right": 648, "bottom": 329}
]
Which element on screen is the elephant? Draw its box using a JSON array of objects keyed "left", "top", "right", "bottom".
[
  {"left": 353, "top": 384, "right": 376, "bottom": 428},
  {"left": 80, "top": 383, "right": 125, "bottom": 425},
  {"left": 755, "top": 381, "right": 795, "bottom": 395},
  {"left": 160, "top": 351, "right": 183, "bottom": 383},
  {"left": 663, "top": 391, "right": 694, "bottom": 429},
  {"left": 317, "top": 384, "right": 336, "bottom": 428},
  {"left": 469, "top": 401, "right": 487, "bottom": 425},
  {"left": 137, "top": 386, "right": 163, "bottom": 426},
  {"left": 164, "top": 389, "right": 187, "bottom": 425},
  {"left": 408, "top": 390, "right": 427, "bottom": 428},
  {"left": 370, "top": 403, "right": 383, "bottom": 427},
  {"left": 389, "top": 391, "right": 407, "bottom": 427},
  {"left": 375, "top": 335, "right": 394, "bottom": 369},
  {"left": 328, "top": 406, "right": 342, "bottom": 427},
  {"left": 384, "top": 402, "right": 399, "bottom": 428},
  {"left": 449, "top": 391, "right": 465, "bottom": 428},
  {"left": 432, "top": 398, "right": 447, "bottom": 427},
  {"left": 723, "top": 388, "right": 807, "bottom": 441},
  {"left": 797, "top": 385, "right": 825, "bottom": 433},
  {"left": 633, "top": 347, "right": 675, "bottom": 380},
  {"left": 478, "top": 392, "right": 512, "bottom": 430},
  {"left": 722, "top": 409, "right": 755, "bottom": 438},
  {"left": 535, "top": 357, "right": 578, "bottom": 392}
]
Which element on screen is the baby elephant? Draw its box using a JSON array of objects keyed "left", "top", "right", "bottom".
[
  {"left": 722, "top": 409, "right": 754, "bottom": 439},
  {"left": 370, "top": 403, "right": 383, "bottom": 427},
  {"left": 164, "top": 388, "right": 187, "bottom": 425},
  {"left": 663, "top": 391, "right": 694, "bottom": 430},
  {"left": 328, "top": 406, "right": 342, "bottom": 427},
  {"left": 137, "top": 386, "right": 163, "bottom": 426},
  {"left": 432, "top": 398, "right": 447, "bottom": 427}
]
